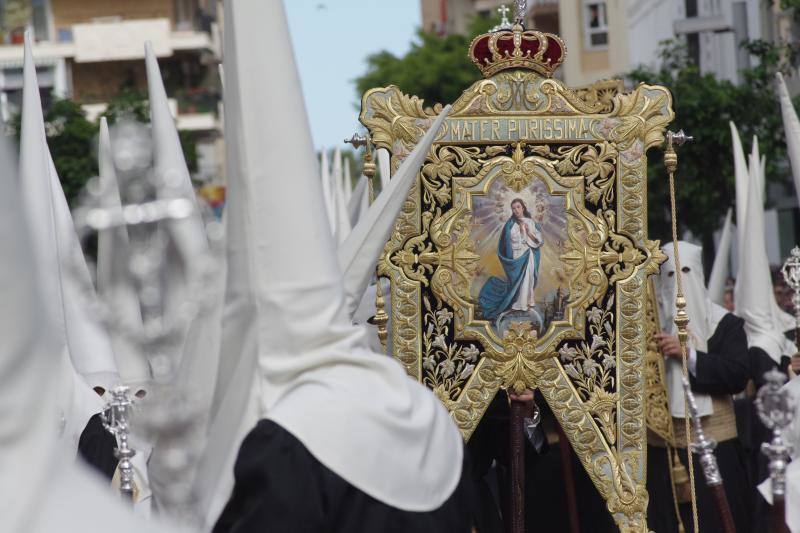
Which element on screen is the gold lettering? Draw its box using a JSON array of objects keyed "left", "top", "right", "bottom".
[
  {"left": 508, "top": 119, "right": 518, "bottom": 140},
  {"left": 491, "top": 119, "right": 500, "bottom": 140},
  {"left": 578, "top": 118, "right": 589, "bottom": 138},
  {"left": 554, "top": 119, "right": 565, "bottom": 139},
  {"left": 519, "top": 118, "right": 528, "bottom": 140},
  {"left": 529, "top": 119, "right": 539, "bottom": 139},
  {"left": 480, "top": 120, "right": 489, "bottom": 141},
  {"left": 543, "top": 118, "right": 553, "bottom": 140},
  {"left": 567, "top": 119, "right": 578, "bottom": 138},
  {"left": 450, "top": 120, "right": 461, "bottom": 141}
]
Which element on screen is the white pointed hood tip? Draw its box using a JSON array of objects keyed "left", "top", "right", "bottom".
[
  {"left": 144, "top": 41, "right": 206, "bottom": 243},
  {"left": 339, "top": 106, "right": 450, "bottom": 318},
  {"left": 332, "top": 146, "right": 351, "bottom": 243},
  {"left": 735, "top": 142, "right": 793, "bottom": 363},
  {"left": 730, "top": 121, "right": 748, "bottom": 245},
  {"left": 377, "top": 147, "right": 391, "bottom": 192},
  {"left": 20, "top": 32, "right": 118, "bottom": 391},
  {"left": 777, "top": 72, "right": 800, "bottom": 207},
  {"left": 224, "top": 0, "right": 462, "bottom": 512},
  {"left": 346, "top": 174, "right": 369, "bottom": 226},
  {"left": 707, "top": 208, "right": 733, "bottom": 305}
]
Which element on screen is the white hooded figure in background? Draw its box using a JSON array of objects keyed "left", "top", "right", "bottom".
[
  {"left": 209, "top": 1, "right": 469, "bottom": 531},
  {"left": 648, "top": 241, "right": 752, "bottom": 533},
  {"left": 0, "top": 101, "right": 182, "bottom": 533}
]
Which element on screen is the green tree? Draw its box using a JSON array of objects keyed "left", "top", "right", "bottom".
[
  {"left": 355, "top": 16, "right": 495, "bottom": 107},
  {"left": 628, "top": 39, "right": 800, "bottom": 267},
  {"left": 8, "top": 98, "right": 100, "bottom": 206}
]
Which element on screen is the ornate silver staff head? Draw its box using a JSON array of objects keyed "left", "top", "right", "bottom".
[
  {"left": 100, "top": 385, "right": 137, "bottom": 500},
  {"left": 755, "top": 369, "right": 795, "bottom": 498},
  {"left": 781, "top": 246, "right": 800, "bottom": 323}
]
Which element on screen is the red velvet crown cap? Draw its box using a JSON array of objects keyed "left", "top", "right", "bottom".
[{"left": 468, "top": 24, "right": 566, "bottom": 78}]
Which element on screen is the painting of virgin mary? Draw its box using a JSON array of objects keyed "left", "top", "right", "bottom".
[{"left": 478, "top": 198, "right": 543, "bottom": 324}]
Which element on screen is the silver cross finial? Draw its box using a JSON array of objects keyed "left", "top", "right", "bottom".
[
  {"left": 498, "top": 4, "right": 510, "bottom": 21},
  {"left": 491, "top": 4, "right": 513, "bottom": 32}
]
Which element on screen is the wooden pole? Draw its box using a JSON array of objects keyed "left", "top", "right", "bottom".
[
  {"left": 556, "top": 423, "right": 581, "bottom": 533},
  {"left": 509, "top": 399, "right": 526, "bottom": 533},
  {"left": 706, "top": 483, "right": 736, "bottom": 533}
]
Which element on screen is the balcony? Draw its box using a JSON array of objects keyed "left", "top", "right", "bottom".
[
  {"left": 0, "top": 17, "right": 216, "bottom": 66},
  {"left": 82, "top": 96, "right": 218, "bottom": 132}
]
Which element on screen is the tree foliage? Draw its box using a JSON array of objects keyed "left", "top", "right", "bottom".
[
  {"left": 10, "top": 89, "right": 200, "bottom": 206},
  {"left": 628, "top": 39, "right": 800, "bottom": 264},
  {"left": 354, "top": 16, "right": 495, "bottom": 108}
]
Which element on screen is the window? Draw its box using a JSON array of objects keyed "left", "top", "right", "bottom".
[{"left": 583, "top": 0, "right": 608, "bottom": 49}]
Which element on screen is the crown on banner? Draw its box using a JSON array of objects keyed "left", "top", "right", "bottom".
[{"left": 468, "top": 23, "right": 566, "bottom": 78}]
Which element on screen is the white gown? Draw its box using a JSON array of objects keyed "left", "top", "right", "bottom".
[{"left": 509, "top": 218, "right": 542, "bottom": 312}]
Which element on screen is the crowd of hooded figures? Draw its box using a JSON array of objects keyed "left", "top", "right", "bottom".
[{"left": 2, "top": 1, "right": 800, "bottom": 532}]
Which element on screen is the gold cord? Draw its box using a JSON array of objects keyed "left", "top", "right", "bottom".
[
  {"left": 665, "top": 132, "right": 699, "bottom": 532},
  {"left": 666, "top": 444, "right": 688, "bottom": 533}
]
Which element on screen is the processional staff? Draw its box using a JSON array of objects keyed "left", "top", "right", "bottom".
[
  {"left": 781, "top": 246, "right": 800, "bottom": 379},
  {"left": 664, "top": 130, "right": 737, "bottom": 533},
  {"left": 755, "top": 369, "right": 794, "bottom": 533}
]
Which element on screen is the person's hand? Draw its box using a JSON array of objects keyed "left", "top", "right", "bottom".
[
  {"left": 655, "top": 332, "right": 683, "bottom": 360},
  {"left": 791, "top": 352, "right": 800, "bottom": 374},
  {"left": 509, "top": 388, "right": 534, "bottom": 402}
]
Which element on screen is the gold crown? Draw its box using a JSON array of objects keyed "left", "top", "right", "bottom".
[{"left": 468, "top": 23, "right": 566, "bottom": 78}]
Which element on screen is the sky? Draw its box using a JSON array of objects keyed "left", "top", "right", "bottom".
[{"left": 285, "top": 1, "right": 421, "bottom": 151}]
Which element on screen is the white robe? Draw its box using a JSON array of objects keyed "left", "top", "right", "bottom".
[{"left": 509, "top": 218, "right": 542, "bottom": 312}]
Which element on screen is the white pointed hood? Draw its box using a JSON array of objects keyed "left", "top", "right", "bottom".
[
  {"left": 0, "top": 116, "right": 61, "bottom": 533},
  {"left": 735, "top": 143, "right": 794, "bottom": 363},
  {"left": 347, "top": 174, "right": 369, "bottom": 226},
  {"left": 708, "top": 208, "right": 733, "bottom": 305},
  {"left": 0, "top": 113, "right": 179, "bottom": 533},
  {"left": 730, "top": 122, "right": 749, "bottom": 246},
  {"left": 343, "top": 157, "right": 353, "bottom": 204},
  {"left": 749, "top": 135, "right": 765, "bottom": 204},
  {"left": 377, "top": 147, "right": 391, "bottom": 192},
  {"left": 332, "top": 146, "right": 351, "bottom": 243},
  {"left": 222, "top": 0, "right": 462, "bottom": 511},
  {"left": 320, "top": 148, "right": 335, "bottom": 232},
  {"left": 19, "top": 33, "right": 118, "bottom": 391},
  {"left": 338, "top": 107, "right": 450, "bottom": 319},
  {"left": 97, "top": 118, "right": 151, "bottom": 389},
  {"left": 145, "top": 41, "right": 209, "bottom": 338},
  {"left": 777, "top": 72, "right": 800, "bottom": 207}
]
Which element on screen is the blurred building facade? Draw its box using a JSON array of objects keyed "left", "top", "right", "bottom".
[
  {"left": 419, "top": 0, "right": 631, "bottom": 87},
  {"left": 0, "top": 0, "right": 223, "bottom": 181},
  {"left": 420, "top": 0, "right": 798, "bottom": 89},
  {"left": 421, "top": 0, "right": 800, "bottom": 265}
]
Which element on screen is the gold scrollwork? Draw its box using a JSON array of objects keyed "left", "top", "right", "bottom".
[{"left": 359, "top": 66, "right": 673, "bottom": 533}]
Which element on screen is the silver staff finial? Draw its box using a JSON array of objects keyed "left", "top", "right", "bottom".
[
  {"left": 513, "top": 0, "right": 527, "bottom": 26},
  {"left": 781, "top": 246, "right": 800, "bottom": 329},
  {"left": 101, "top": 386, "right": 137, "bottom": 501},
  {"left": 755, "top": 369, "right": 795, "bottom": 498}
]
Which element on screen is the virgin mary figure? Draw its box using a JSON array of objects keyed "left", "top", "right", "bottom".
[{"left": 478, "top": 198, "right": 543, "bottom": 322}]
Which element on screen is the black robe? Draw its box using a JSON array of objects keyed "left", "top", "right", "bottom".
[
  {"left": 647, "top": 312, "right": 752, "bottom": 533},
  {"left": 213, "top": 419, "right": 474, "bottom": 533},
  {"left": 77, "top": 412, "right": 118, "bottom": 481}
]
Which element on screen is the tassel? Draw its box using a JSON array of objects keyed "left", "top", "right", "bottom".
[{"left": 671, "top": 449, "right": 691, "bottom": 504}]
